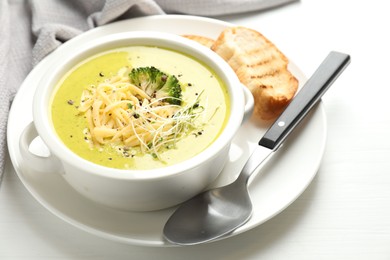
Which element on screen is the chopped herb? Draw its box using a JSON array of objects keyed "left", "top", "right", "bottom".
[{"left": 127, "top": 103, "right": 133, "bottom": 109}]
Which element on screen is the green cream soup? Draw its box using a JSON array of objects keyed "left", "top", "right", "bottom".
[{"left": 51, "top": 46, "right": 230, "bottom": 170}]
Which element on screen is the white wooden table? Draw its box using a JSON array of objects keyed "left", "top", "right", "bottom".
[{"left": 2, "top": 0, "right": 390, "bottom": 259}]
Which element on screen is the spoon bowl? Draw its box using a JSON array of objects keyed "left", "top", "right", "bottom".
[
  {"left": 164, "top": 177, "right": 252, "bottom": 245},
  {"left": 163, "top": 51, "right": 351, "bottom": 245}
]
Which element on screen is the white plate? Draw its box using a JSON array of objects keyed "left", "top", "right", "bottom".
[{"left": 7, "top": 15, "right": 326, "bottom": 247}]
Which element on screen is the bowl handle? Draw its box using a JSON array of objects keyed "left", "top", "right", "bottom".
[
  {"left": 241, "top": 84, "right": 254, "bottom": 123},
  {"left": 19, "top": 122, "right": 64, "bottom": 174}
]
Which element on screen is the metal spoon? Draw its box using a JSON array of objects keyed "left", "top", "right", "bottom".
[{"left": 163, "top": 51, "right": 351, "bottom": 245}]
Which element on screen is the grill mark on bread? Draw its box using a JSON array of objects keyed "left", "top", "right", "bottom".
[
  {"left": 250, "top": 69, "right": 281, "bottom": 79},
  {"left": 236, "top": 56, "right": 287, "bottom": 85},
  {"left": 246, "top": 57, "right": 273, "bottom": 67}
]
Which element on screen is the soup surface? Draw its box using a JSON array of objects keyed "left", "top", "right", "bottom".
[{"left": 51, "top": 46, "right": 230, "bottom": 170}]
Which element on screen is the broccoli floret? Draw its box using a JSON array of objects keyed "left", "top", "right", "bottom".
[
  {"left": 129, "top": 66, "right": 182, "bottom": 105},
  {"left": 128, "top": 66, "right": 165, "bottom": 96},
  {"left": 156, "top": 75, "right": 182, "bottom": 105}
]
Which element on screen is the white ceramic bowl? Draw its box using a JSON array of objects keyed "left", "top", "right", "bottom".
[{"left": 19, "top": 31, "right": 254, "bottom": 211}]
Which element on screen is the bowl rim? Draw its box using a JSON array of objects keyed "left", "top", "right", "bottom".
[{"left": 33, "top": 31, "right": 245, "bottom": 180}]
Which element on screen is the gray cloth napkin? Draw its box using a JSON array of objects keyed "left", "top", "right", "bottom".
[{"left": 0, "top": 0, "right": 297, "bottom": 183}]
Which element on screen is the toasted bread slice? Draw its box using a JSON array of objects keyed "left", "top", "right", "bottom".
[
  {"left": 182, "top": 35, "right": 215, "bottom": 48},
  {"left": 211, "top": 26, "right": 298, "bottom": 120}
]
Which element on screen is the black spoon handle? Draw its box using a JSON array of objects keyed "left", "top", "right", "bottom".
[{"left": 259, "top": 51, "right": 351, "bottom": 150}]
